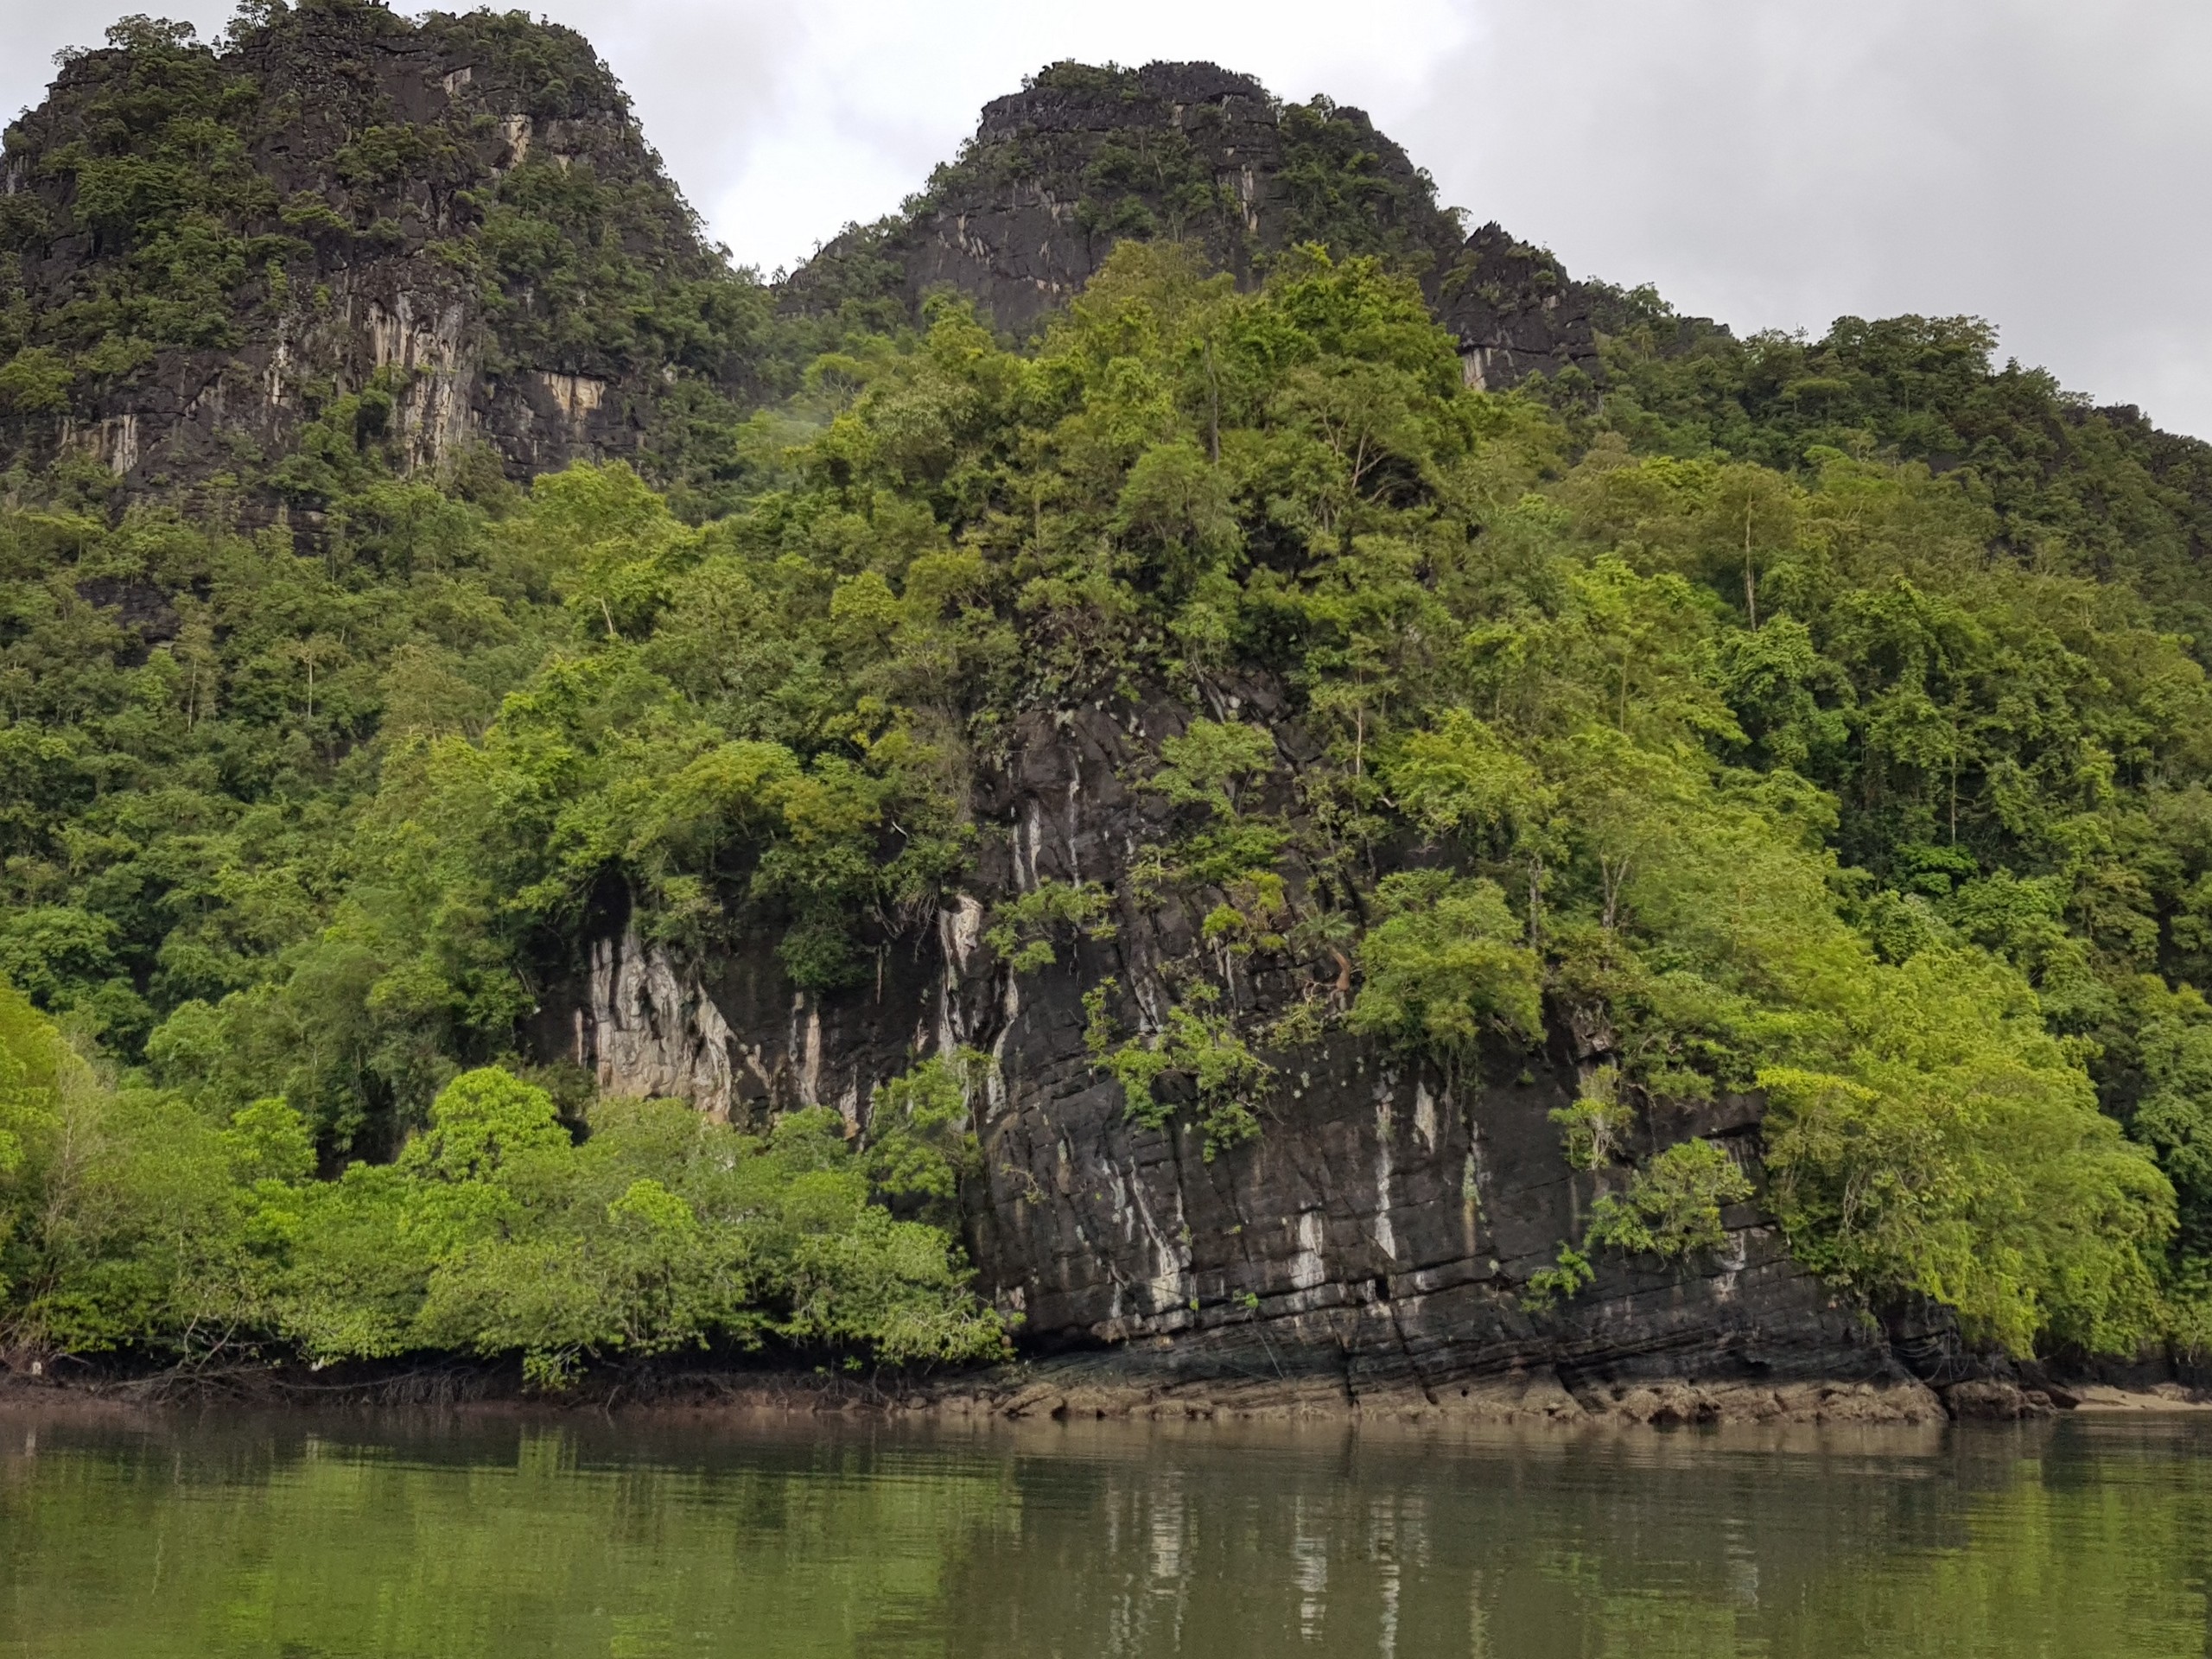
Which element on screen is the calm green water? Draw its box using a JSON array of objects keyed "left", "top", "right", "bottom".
[{"left": 1, "top": 1405, "right": 2208, "bottom": 1657}]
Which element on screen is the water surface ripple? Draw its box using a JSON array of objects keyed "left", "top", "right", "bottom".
[{"left": 2, "top": 1406, "right": 2206, "bottom": 1656}]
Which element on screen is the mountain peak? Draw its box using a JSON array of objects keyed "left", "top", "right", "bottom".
[
  {"left": 783, "top": 57, "right": 1613, "bottom": 390},
  {"left": 0, "top": 3, "right": 751, "bottom": 518}
]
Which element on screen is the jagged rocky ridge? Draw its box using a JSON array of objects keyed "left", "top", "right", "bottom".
[{"left": 0, "top": 29, "right": 1630, "bottom": 520}]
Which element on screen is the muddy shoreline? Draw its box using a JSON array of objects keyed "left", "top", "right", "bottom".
[{"left": 7, "top": 1352, "right": 2206, "bottom": 1429}]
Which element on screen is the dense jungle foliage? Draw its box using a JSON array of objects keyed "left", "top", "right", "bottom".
[{"left": 8, "top": 15, "right": 2212, "bottom": 1371}]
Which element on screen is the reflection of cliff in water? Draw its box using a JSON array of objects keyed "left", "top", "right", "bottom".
[{"left": 3, "top": 1409, "right": 2209, "bottom": 1656}]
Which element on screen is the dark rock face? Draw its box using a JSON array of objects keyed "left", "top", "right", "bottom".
[
  {"left": 0, "top": 8, "right": 741, "bottom": 508},
  {"left": 1437, "top": 222, "right": 1606, "bottom": 391},
  {"left": 788, "top": 63, "right": 1437, "bottom": 340},
  {"left": 542, "top": 693, "right": 1915, "bottom": 1402},
  {"left": 1941, "top": 1380, "right": 2058, "bottom": 1421},
  {"left": 964, "top": 1031, "right": 1885, "bottom": 1402},
  {"left": 785, "top": 60, "right": 1639, "bottom": 394}
]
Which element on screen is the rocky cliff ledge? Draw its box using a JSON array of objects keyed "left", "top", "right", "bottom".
[{"left": 527, "top": 683, "right": 1981, "bottom": 1417}]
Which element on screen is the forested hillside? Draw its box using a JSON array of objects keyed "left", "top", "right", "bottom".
[
  {"left": 3, "top": 2, "right": 2212, "bottom": 1392},
  {"left": 0, "top": 3, "right": 793, "bottom": 519}
]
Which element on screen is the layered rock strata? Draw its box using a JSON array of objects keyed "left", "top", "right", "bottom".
[{"left": 540, "top": 690, "right": 1947, "bottom": 1408}]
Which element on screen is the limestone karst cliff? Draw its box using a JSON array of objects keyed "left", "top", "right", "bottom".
[
  {"left": 0, "top": 33, "right": 1634, "bottom": 527},
  {"left": 537, "top": 690, "right": 1923, "bottom": 1414},
  {"left": 0, "top": 5, "right": 768, "bottom": 518},
  {"left": 3, "top": 10, "right": 2209, "bottom": 1413}
]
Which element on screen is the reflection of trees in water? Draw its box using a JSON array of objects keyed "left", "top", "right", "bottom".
[
  {"left": 0, "top": 1412, "right": 1015, "bottom": 1659},
  {"left": 2, "top": 1414, "right": 2210, "bottom": 1657},
  {"left": 1761, "top": 1423, "right": 2212, "bottom": 1659}
]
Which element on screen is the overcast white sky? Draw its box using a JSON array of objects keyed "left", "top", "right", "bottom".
[{"left": 6, "top": 1, "right": 2209, "bottom": 436}]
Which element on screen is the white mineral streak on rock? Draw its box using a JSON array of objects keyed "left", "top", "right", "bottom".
[
  {"left": 1131, "top": 974, "right": 1167, "bottom": 1035},
  {"left": 984, "top": 1031, "right": 1011, "bottom": 1118},
  {"left": 935, "top": 894, "right": 983, "bottom": 1057},
  {"left": 1013, "top": 799, "right": 1046, "bottom": 891},
  {"left": 741, "top": 1045, "right": 775, "bottom": 1096},
  {"left": 264, "top": 334, "right": 292, "bottom": 409},
  {"left": 1461, "top": 1137, "right": 1487, "bottom": 1255},
  {"left": 1290, "top": 1209, "right": 1327, "bottom": 1291},
  {"left": 1712, "top": 1224, "right": 1749, "bottom": 1302},
  {"left": 587, "top": 925, "right": 737, "bottom": 1121},
  {"left": 181, "top": 378, "right": 226, "bottom": 435},
  {"left": 800, "top": 1001, "right": 823, "bottom": 1107},
  {"left": 1109, "top": 1165, "right": 1135, "bottom": 1243},
  {"left": 365, "top": 294, "right": 474, "bottom": 470},
  {"left": 1412, "top": 1079, "right": 1438, "bottom": 1153},
  {"left": 365, "top": 301, "right": 407, "bottom": 370},
  {"left": 60, "top": 414, "right": 138, "bottom": 477},
  {"left": 1119, "top": 1154, "right": 1192, "bottom": 1315},
  {"left": 941, "top": 893, "right": 984, "bottom": 970},
  {"left": 97, "top": 414, "right": 139, "bottom": 477},
  {"left": 1063, "top": 775, "right": 1084, "bottom": 880},
  {"left": 498, "top": 113, "right": 532, "bottom": 168},
  {"left": 537, "top": 371, "right": 606, "bottom": 440},
  {"left": 1373, "top": 1094, "right": 1399, "bottom": 1262}
]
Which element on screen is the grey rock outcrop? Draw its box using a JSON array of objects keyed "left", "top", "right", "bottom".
[{"left": 581, "top": 926, "right": 746, "bottom": 1124}]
